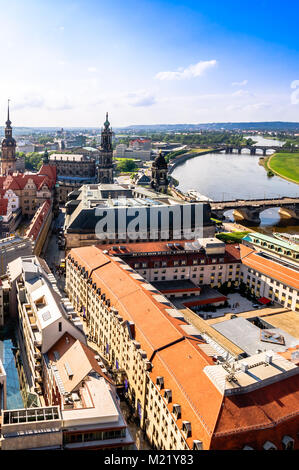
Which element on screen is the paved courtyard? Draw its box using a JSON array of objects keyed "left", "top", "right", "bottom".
[{"left": 193, "top": 292, "right": 265, "bottom": 319}]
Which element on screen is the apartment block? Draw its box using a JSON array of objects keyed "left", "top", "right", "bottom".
[{"left": 65, "top": 245, "right": 299, "bottom": 450}]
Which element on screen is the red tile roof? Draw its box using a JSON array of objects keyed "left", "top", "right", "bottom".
[
  {"left": 240, "top": 244, "right": 299, "bottom": 289},
  {"left": 67, "top": 245, "right": 299, "bottom": 449},
  {"left": 26, "top": 200, "right": 52, "bottom": 241},
  {"left": 0, "top": 198, "right": 8, "bottom": 216}
]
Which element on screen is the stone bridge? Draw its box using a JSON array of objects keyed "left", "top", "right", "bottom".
[
  {"left": 211, "top": 197, "right": 299, "bottom": 223},
  {"left": 215, "top": 145, "right": 287, "bottom": 156}
]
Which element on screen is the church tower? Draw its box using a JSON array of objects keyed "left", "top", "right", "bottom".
[
  {"left": 97, "top": 112, "right": 114, "bottom": 184},
  {"left": 1, "top": 100, "right": 16, "bottom": 175},
  {"left": 151, "top": 151, "right": 169, "bottom": 193}
]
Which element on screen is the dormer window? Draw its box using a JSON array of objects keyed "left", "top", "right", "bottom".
[
  {"left": 192, "top": 440, "right": 203, "bottom": 450},
  {"left": 164, "top": 389, "right": 172, "bottom": 403},
  {"left": 282, "top": 435, "right": 294, "bottom": 450},
  {"left": 263, "top": 441, "right": 277, "bottom": 450},
  {"left": 182, "top": 421, "right": 191, "bottom": 438},
  {"left": 156, "top": 376, "right": 164, "bottom": 389},
  {"left": 172, "top": 404, "right": 181, "bottom": 419}
]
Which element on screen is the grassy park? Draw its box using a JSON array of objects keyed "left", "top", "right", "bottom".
[
  {"left": 267, "top": 153, "right": 299, "bottom": 184},
  {"left": 216, "top": 231, "right": 250, "bottom": 243}
]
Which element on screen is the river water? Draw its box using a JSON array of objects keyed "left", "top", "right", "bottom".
[{"left": 172, "top": 135, "right": 299, "bottom": 231}]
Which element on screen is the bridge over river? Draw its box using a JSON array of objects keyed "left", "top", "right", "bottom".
[
  {"left": 214, "top": 144, "right": 291, "bottom": 155},
  {"left": 211, "top": 197, "right": 299, "bottom": 223}
]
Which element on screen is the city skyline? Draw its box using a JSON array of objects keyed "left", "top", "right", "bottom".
[{"left": 0, "top": 0, "right": 299, "bottom": 126}]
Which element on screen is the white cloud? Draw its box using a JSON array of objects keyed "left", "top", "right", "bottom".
[
  {"left": 243, "top": 102, "right": 270, "bottom": 111},
  {"left": 88, "top": 67, "right": 97, "bottom": 73},
  {"left": 232, "top": 89, "right": 251, "bottom": 97},
  {"left": 232, "top": 79, "right": 248, "bottom": 86},
  {"left": 123, "top": 91, "right": 157, "bottom": 107},
  {"left": 13, "top": 95, "right": 45, "bottom": 110},
  {"left": 155, "top": 60, "right": 217, "bottom": 81}
]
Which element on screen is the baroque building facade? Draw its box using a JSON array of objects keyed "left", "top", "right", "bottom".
[{"left": 151, "top": 151, "right": 168, "bottom": 194}]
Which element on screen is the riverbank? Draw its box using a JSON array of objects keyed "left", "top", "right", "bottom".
[{"left": 168, "top": 148, "right": 214, "bottom": 175}]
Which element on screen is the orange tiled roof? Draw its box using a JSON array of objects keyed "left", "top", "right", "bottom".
[
  {"left": 26, "top": 200, "right": 51, "bottom": 241},
  {"left": 240, "top": 244, "right": 299, "bottom": 290},
  {"left": 211, "top": 374, "right": 299, "bottom": 449},
  {"left": 68, "top": 245, "right": 299, "bottom": 449}
]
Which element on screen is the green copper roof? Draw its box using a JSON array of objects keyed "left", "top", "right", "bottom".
[{"left": 243, "top": 232, "right": 299, "bottom": 252}]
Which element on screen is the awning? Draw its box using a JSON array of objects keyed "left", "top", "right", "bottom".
[{"left": 258, "top": 297, "right": 271, "bottom": 305}]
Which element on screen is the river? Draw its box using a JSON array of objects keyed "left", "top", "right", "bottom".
[{"left": 172, "top": 135, "right": 299, "bottom": 232}]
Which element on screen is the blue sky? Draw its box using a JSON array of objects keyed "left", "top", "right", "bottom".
[{"left": 0, "top": 0, "right": 298, "bottom": 126}]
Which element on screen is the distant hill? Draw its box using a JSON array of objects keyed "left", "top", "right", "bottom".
[
  {"left": 120, "top": 122, "right": 299, "bottom": 132},
  {"left": 1, "top": 121, "right": 299, "bottom": 136}
]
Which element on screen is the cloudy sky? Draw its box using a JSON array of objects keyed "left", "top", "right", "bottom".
[{"left": 0, "top": 0, "right": 299, "bottom": 127}]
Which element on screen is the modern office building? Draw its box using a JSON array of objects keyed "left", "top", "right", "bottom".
[{"left": 64, "top": 183, "right": 215, "bottom": 249}]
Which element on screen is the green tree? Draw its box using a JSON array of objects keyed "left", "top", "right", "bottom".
[{"left": 116, "top": 159, "right": 137, "bottom": 172}]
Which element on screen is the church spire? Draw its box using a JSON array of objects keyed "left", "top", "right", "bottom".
[
  {"left": 6, "top": 99, "right": 11, "bottom": 129},
  {"left": 104, "top": 112, "right": 110, "bottom": 129}
]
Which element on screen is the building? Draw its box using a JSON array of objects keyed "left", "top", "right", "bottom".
[
  {"left": 0, "top": 359, "right": 7, "bottom": 410},
  {"left": 0, "top": 163, "right": 57, "bottom": 217},
  {"left": 0, "top": 235, "right": 34, "bottom": 277},
  {"left": 42, "top": 333, "right": 134, "bottom": 450},
  {"left": 97, "top": 113, "right": 114, "bottom": 184},
  {"left": 151, "top": 151, "right": 169, "bottom": 194},
  {"left": 0, "top": 102, "right": 17, "bottom": 175},
  {"left": 16, "top": 141, "right": 35, "bottom": 154},
  {"left": 0, "top": 406, "right": 63, "bottom": 450},
  {"left": 239, "top": 239, "right": 299, "bottom": 312},
  {"left": 243, "top": 231, "right": 299, "bottom": 263},
  {"left": 114, "top": 144, "right": 152, "bottom": 161},
  {"left": 0, "top": 189, "right": 22, "bottom": 238},
  {"left": 65, "top": 245, "right": 299, "bottom": 450},
  {"left": 64, "top": 183, "right": 215, "bottom": 249},
  {"left": 25, "top": 199, "right": 53, "bottom": 255},
  {"left": 129, "top": 138, "right": 152, "bottom": 151},
  {"left": 7, "top": 255, "right": 86, "bottom": 405},
  {"left": 48, "top": 152, "right": 96, "bottom": 204},
  {"left": 96, "top": 238, "right": 240, "bottom": 289}
]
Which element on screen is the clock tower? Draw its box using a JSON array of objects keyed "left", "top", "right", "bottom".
[
  {"left": 97, "top": 112, "right": 114, "bottom": 184},
  {"left": 1, "top": 100, "right": 16, "bottom": 175}
]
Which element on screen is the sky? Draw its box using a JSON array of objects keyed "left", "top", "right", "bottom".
[{"left": 0, "top": 0, "right": 299, "bottom": 127}]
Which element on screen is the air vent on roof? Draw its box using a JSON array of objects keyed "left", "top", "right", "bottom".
[{"left": 42, "top": 311, "right": 51, "bottom": 322}]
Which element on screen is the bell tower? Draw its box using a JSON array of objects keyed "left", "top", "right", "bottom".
[
  {"left": 97, "top": 112, "right": 114, "bottom": 184},
  {"left": 151, "top": 151, "right": 169, "bottom": 193},
  {"left": 1, "top": 100, "right": 16, "bottom": 175}
]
